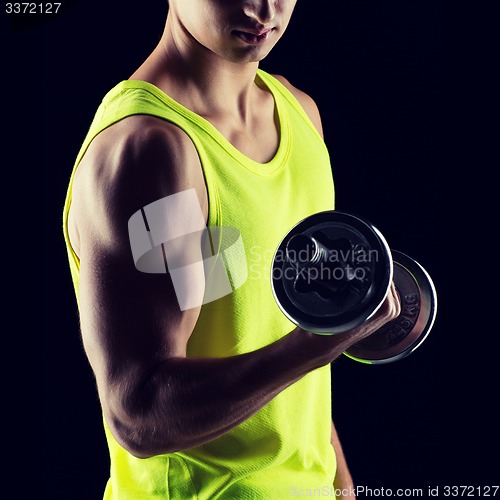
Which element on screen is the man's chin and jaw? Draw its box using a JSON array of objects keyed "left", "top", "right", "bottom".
[{"left": 168, "top": 0, "right": 296, "bottom": 66}]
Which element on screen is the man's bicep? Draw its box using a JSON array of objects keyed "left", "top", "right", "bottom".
[
  {"left": 72, "top": 118, "right": 207, "bottom": 418},
  {"left": 78, "top": 238, "right": 200, "bottom": 385}
]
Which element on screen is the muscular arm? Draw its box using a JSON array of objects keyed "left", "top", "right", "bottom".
[{"left": 70, "top": 113, "right": 400, "bottom": 459}]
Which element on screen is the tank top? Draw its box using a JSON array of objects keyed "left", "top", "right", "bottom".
[{"left": 62, "top": 69, "right": 337, "bottom": 499}]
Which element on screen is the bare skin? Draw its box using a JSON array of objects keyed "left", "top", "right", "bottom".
[{"left": 67, "top": 0, "right": 400, "bottom": 495}]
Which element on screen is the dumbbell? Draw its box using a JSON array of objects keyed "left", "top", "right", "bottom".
[{"left": 271, "top": 211, "right": 437, "bottom": 364}]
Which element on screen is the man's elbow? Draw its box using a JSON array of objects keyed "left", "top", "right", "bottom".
[
  {"left": 103, "top": 384, "right": 184, "bottom": 458},
  {"left": 106, "top": 410, "right": 183, "bottom": 459}
]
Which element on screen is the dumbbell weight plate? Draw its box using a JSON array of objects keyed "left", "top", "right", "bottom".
[
  {"left": 344, "top": 250, "right": 437, "bottom": 364},
  {"left": 271, "top": 211, "right": 393, "bottom": 334}
]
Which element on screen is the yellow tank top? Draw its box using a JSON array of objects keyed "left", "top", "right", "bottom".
[{"left": 62, "top": 69, "right": 337, "bottom": 499}]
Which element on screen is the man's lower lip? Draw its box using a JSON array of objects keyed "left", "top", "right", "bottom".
[{"left": 234, "top": 30, "right": 272, "bottom": 45}]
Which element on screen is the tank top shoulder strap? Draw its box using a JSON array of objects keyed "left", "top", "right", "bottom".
[{"left": 256, "top": 70, "right": 324, "bottom": 143}]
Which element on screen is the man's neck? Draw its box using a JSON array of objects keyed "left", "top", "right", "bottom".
[{"left": 132, "top": 16, "right": 263, "bottom": 125}]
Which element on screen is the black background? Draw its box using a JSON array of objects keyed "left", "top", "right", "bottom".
[{"left": 3, "top": 0, "right": 493, "bottom": 497}]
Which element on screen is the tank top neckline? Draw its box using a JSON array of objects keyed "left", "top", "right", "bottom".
[{"left": 113, "top": 70, "right": 291, "bottom": 176}]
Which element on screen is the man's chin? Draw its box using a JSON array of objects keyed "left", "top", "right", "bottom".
[{"left": 222, "top": 46, "right": 274, "bottom": 64}]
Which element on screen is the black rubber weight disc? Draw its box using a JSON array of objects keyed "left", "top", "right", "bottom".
[
  {"left": 271, "top": 211, "right": 393, "bottom": 334},
  {"left": 344, "top": 250, "right": 438, "bottom": 364}
]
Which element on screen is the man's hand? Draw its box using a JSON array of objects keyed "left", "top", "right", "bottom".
[{"left": 298, "top": 281, "right": 401, "bottom": 368}]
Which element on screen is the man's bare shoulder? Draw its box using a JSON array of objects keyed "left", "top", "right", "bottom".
[
  {"left": 78, "top": 115, "right": 201, "bottom": 189},
  {"left": 77, "top": 115, "right": 205, "bottom": 203},
  {"left": 271, "top": 74, "right": 324, "bottom": 137},
  {"left": 69, "top": 115, "right": 207, "bottom": 254}
]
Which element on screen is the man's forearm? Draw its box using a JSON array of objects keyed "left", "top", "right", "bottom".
[
  {"left": 109, "top": 327, "right": 353, "bottom": 458},
  {"left": 105, "top": 288, "right": 400, "bottom": 459}
]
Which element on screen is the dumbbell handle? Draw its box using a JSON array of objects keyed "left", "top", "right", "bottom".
[{"left": 286, "top": 234, "right": 357, "bottom": 288}]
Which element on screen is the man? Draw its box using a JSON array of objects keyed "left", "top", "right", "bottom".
[{"left": 63, "top": 1, "right": 400, "bottom": 498}]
